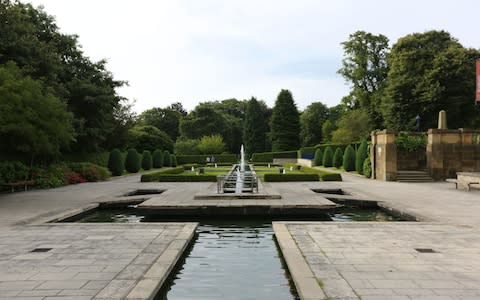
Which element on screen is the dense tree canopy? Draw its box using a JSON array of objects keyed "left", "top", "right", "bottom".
[
  {"left": 139, "top": 106, "right": 182, "bottom": 141},
  {"left": 338, "top": 31, "right": 389, "bottom": 128},
  {"left": 300, "top": 102, "right": 329, "bottom": 146},
  {"left": 270, "top": 90, "right": 301, "bottom": 151},
  {"left": 0, "top": 62, "right": 75, "bottom": 160},
  {"left": 127, "top": 125, "right": 174, "bottom": 153}
]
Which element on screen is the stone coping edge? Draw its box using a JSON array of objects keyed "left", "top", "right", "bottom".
[
  {"left": 273, "top": 222, "right": 326, "bottom": 300},
  {"left": 93, "top": 222, "right": 198, "bottom": 300}
]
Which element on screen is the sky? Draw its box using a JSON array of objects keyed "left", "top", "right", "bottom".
[{"left": 27, "top": 0, "right": 480, "bottom": 113}]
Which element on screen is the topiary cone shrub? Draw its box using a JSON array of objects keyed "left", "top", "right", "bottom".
[
  {"left": 322, "top": 146, "right": 334, "bottom": 167},
  {"left": 125, "top": 149, "right": 141, "bottom": 173},
  {"left": 342, "top": 145, "right": 356, "bottom": 171},
  {"left": 313, "top": 149, "right": 323, "bottom": 166},
  {"left": 363, "top": 157, "right": 372, "bottom": 178},
  {"left": 171, "top": 155, "right": 177, "bottom": 167},
  {"left": 356, "top": 140, "right": 368, "bottom": 174},
  {"left": 107, "top": 149, "right": 124, "bottom": 176},
  {"left": 152, "top": 149, "right": 163, "bottom": 168},
  {"left": 142, "top": 150, "right": 152, "bottom": 170},
  {"left": 163, "top": 150, "right": 172, "bottom": 167},
  {"left": 333, "top": 148, "right": 344, "bottom": 169}
]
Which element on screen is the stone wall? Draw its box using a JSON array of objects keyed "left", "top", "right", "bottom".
[
  {"left": 273, "top": 158, "right": 298, "bottom": 164},
  {"left": 371, "top": 130, "right": 397, "bottom": 181},
  {"left": 296, "top": 158, "right": 313, "bottom": 168},
  {"left": 397, "top": 148, "right": 426, "bottom": 171}
]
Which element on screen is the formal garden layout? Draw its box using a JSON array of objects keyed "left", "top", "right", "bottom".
[{"left": 2, "top": 1, "right": 480, "bottom": 300}]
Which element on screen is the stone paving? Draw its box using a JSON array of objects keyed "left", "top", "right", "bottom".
[{"left": 0, "top": 223, "right": 196, "bottom": 300}]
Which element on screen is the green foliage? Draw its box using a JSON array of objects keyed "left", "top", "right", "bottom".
[
  {"left": 332, "top": 109, "right": 372, "bottom": 144},
  {"left": 140, "top": 167, "right": 183, "bottom": 181},
  {"left": 174, "top": 138, "right": 200, "bottom": 155},
  {"left": 300, "top": 102, "right": 329, "bottom": 146},
  {"left": 125, "top": 149, "right": 141, "bottom": 173},
  {"left": 141, "top": 150, "right": 152, "bottom": 170},
  {"left": 138, "top": 106, "right": 182, "bottom": 140},
  {"left": 63, "top": 152, "right": 111, "bottom": 168},
  {"left": 313, "top": 149, "right": 323, "bottom": 166},
  {"left": 197, "top": 134, "right": 226, "bottom": 154},
  {"left": 355, "top": 141, "right": 368, "bottom": 174},
  {"left": 0, "top": 161, "right": 29, "bottom": 184},
  {"left": 32, "top": 164, "right": 67, "bottom": 189},
  {"left": 127, "top": 125, "right": 174, "bottom": 153},
  {"left": 68, "top": 162, "right": 111, "bottom": 182},
  {"left": 0, "top": 62, "right": 75, "bottom": 160},
  {"left": 342, "top": 145, "right": 356, "bottom": 171},
  {"left": 163, "top": 150, "right": 172, "bottom": 167},
  {"left": 322, "top": 147, "right": 334, "bottom": 167},
  {"left": 320, "top": 173, "right": 343, "bottom": 181},
  {"left": 270, "top": 89, "right": 301, "bottom": 151},
  {"left": 176, "top": 154, "right": 237, "bottom": 164},
  {"left": 395, "top": 132, "right": 427, "bottom": 152},
  {"left": 152, "top": 149, "right": 164, "bottom": 168},
  {"left": 243, "top": 97, "right": 267, "bottom": 158},
  {"left": 263, "top": 173, "right": 319, "bottom": 182},
  {"left": 251, "top": 152, "right": 273, "bottom": 163},
  {"left": 108, "top": 149, "right": 124, "bottom": 176},
  {"left": 181, "top": 164, "right": 204, "bottom": 170},
  {"left": 321, "top": 120, "right": 336, "bottom": 143},
  {"left": 171, "top": 155, "right": 177, "bottom": 167},
  {"left": 333, "top": 148, "right": 344, "bottom": 168},
  {"left": 363, "top": 157, "right": 372, "bottom": 178},
  {"left": 338, "top": 31, "right": 389, "bottom": 127},
  {"left": 383, "top": 30, "right": 480, "bottom": 130}
]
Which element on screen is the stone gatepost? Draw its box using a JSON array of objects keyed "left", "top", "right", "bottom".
[{"left": 371, "top": 130, "right": 397, "bottom": 181}]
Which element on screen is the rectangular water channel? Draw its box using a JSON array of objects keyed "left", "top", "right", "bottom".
[{"left": 66, "top": 206, "right": 403, "bottom": 299}]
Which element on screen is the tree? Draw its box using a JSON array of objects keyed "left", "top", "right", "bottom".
[
  {"left": 125, "top": 149, "right": 140, "bottom": 173},
  {"left": 168, "top": 102, "right": 187, "bottom": 116},
  {"left": 383, "top": 30, "right": 480, "bottom": 130},
  {"left": 270, "top": 89, "right": 301, "bottom": 151},
  {"left": 141, "top": 150, "right": 152, "bottom": 170},
  {"left": 300, "top": 102, "right": 329, "bottom": 146},
  {"left": 333, "top": 148, "right": 344, "bottom": 168},
  {"left": 127, "top": 125, "right": 174, "bottom": 153},
  {"left": 197, "top": 135, "right": 226, "bottom": 154},
  {"left": 243, "top": 97, "right": 267, "bottom": 158},
  {"left": 338, "top": 31, "right": 389, "bottom": 128},
  {"left": 313, "top": 149, "right": 323, "bottom": 166},
  {"left": 174, "top": 138, "right": 200, "bottom": 155},
  {"left": 138, "top": 107, "right": 182, "bottom": 140},
  {"left": 355, "top": 140, "right": 368, "bottom": 174},
  {"left": 331, "top": 109, "right": 372, "bottom": 144},
  {"left": 179, "top": 106, "right": 229, "bottom": 142},
  {"left": 107, "top": 149, "right": 124, "bottom": 176},
  {"left": 0, "top": 62, "right": 75, "bottom": 161},
  {"left": 343, "top": 145, "right": 356, "bottom": 171},
  {"left": 152, "top": 149, "right": 164, "bottom": 168}
]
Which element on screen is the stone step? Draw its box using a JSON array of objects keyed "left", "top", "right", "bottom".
[{"left": 397, "top": 171, "right": 433, "bottom": 182}]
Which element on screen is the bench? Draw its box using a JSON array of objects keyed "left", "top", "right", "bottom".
[
  {"left": 446, "top": 178, "right": 480, "bottom": 191},
  {"left": 1, "top": 180, "right": 35, "bottom": 193}
]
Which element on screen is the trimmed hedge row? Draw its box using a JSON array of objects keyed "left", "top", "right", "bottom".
[
  {"left": 176, "top": 154, "right": 237, "bottom": 164},
  {"left": 263, "top": 173, "right": 319, "bottom": 182},
  {"left": 299, "top": 143, "right": 361, "bottom": 159},
  {"left": 141, "top": 174, "right": 217, "bottom": 182},
  {"left": 251, "top": 151, "right": 298, "bottom": 162},
  {"left": 320, "top": 173, "right": 342, "bottom": 181},
  {"left": 140, "top": 167, "right": 184, "bottom": 181}
]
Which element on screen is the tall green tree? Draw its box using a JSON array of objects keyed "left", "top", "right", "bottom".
[
  {"left": 127, "top": 125, "right": 174, "bottom": 152},
  {"left": 300, "top": 102, "right": 329, "bottom": 146},
  {"left": 243, "top": 97, "right": 267, "bottom": 158},
  {"left": 331, "top": 109, "right": 372, "bottom": 143},
  {"left": 270, "top": 89, "right": 300, "bottom": 151},
  {"left": 383, "top": 30, "right": 480, "bottom": 130},
  {"left": 0, "top": 62, "right": 75, "bottom": 161},
  {"left": 139, "top": 106, "right": 182, "bottom": 140},
  {"left": 338, "top": 31, "right": 389, "bottom": 128}
]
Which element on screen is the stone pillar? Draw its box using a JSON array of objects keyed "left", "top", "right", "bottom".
[
  {"left": 427, "top": 129, "right": 462, "bottom": 180},
  {"left": 371, "top": 130, "right": 397, "bottom": 181},
  {"left": 438, "top": 110, "right": 447, "bottom": 129}
]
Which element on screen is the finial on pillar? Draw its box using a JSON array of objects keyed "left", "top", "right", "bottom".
[{"left": 438, "top": 110, "right": 447, "bottom": 129}]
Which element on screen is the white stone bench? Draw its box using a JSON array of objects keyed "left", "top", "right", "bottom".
[
  {"left": 445, "top": 178, "right": 458, "bottom": 189},
  {"left": 468, "top": 182, "right": 480, "bottom": 191},
  {"left": 446, "top": 178, "right": 480, "bottom": 191}
]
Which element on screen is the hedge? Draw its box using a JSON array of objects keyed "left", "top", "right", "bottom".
[
  {"left": 141, "top": 174, "right": 217, "bottom": 182},
  {"left": 141, "top": 151, "right": 152, "bottom": 170},
  {"left": 176, "top": 154, "right": 237, "bottom": 164},
  {"left": 182, "top": 163, "right": 204, "bottom": 170},
  {"left": 125, "top": 149, "right": 141, "bottom": 173},
  {"left": 152, "top": 149, "right": 164, "bottom": 168},
  {"left": 62, "top": 152, "right": 111, "bottom": 167},
  {"left": 299, "top": 143, "right": 361, "bottom": 160},
  {"left": 251, "top": 151, "right": 298, "bottom": 162},
  {"left": 333, "top": 148, "right": 343, "bottom": 168},
  {"left": 322, "top": 146, "right": 334, "bottom": 167},
  {"left": 107, "top": 149, "right": 124, "bottom": 176},
  {"left": 363, "top": 157, "right": 372, "bottom": 178},
  {"left": 140, "top": 167, "right": 184, "bottom": 181},
  {"left": 163, "top": 150, "right": 172, "bottom": 167},
  {"left": 342, "top": 145, "right": 356, "bottom": 172},
  {"left": 356, "top": 141, "right": 368, "bottom": 174},
  {"left": 313, "top": 149, "right": 323, "bottom": 166},
  {"left": 320, "top": 173, "right": 342, "bottom": 181},
  {"left": 263, "top": 173, "right": 319, "bottom": 182}
]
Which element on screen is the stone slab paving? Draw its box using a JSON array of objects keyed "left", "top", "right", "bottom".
[
  {"left": 0, "top": 223, "right": 197, "bottom": 300},
  {"left": 275, "top": 222, "right": 480, "bottom": 300}
]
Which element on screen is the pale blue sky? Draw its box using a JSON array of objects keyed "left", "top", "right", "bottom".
[{"left": 28, "top": 0, "right": 480, "bottom": 113}]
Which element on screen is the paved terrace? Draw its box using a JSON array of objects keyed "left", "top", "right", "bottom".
[{"left": 275, "top": 173, "right": 480, "bottom": 300}]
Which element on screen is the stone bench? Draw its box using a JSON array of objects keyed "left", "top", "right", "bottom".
[
  {"left": 1, "top": 180, "right": 35, "bottom": 193},
  {"left": 446, "top": 178, "right": 480, "bottom": 191}
]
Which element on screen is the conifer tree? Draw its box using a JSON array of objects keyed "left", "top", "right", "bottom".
[{"left": 270, "top": 89, "right": 300, "bottom": 151}]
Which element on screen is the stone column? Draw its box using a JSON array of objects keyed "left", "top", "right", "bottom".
[
  {"left": 371, "top": 130, "right": 397, "bottom": 181},
  {"left": 427, "top": 129, "right": 462, "bottom": 180}
]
